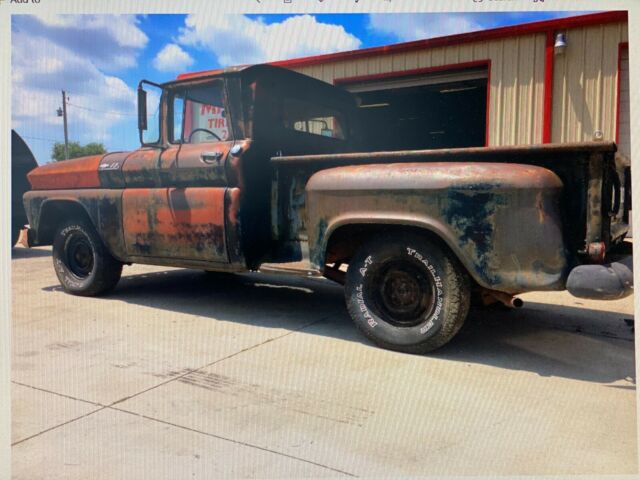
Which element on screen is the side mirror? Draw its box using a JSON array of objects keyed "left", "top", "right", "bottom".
[
  {"left": 137, "top": 87, "right": 147, "bottom": 132},
  {"left": 137, "top": 80, "right": 163, "bottom": 146}
]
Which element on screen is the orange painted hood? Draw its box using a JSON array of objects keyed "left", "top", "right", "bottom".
[{"left": 27, "top": 154, "right": 105, "bottom": 190}]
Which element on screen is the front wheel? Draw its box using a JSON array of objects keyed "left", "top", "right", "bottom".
[
  {"left": 52, "top": 219, "right": 123, "bottom": 296},
  {"left": 345, "top": 233, "right": 470, "bottom": 354}
]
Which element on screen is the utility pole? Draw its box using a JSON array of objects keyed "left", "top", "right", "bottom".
[
  {"left": 57, "top": 90, "right": 69, "bottom": 160},
  {"left": 61, "top": 90, "right": 69, "bottom": 160}
]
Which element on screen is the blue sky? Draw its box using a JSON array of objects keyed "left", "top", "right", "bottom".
[{"left": 12, "top": 11, "right": 589, "bottom": 164}]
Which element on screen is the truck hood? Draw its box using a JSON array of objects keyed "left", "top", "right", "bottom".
[{"left": 27, "top": 154, "right": 106, "bottom": 190}]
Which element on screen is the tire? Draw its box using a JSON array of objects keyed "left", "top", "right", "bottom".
[
  {"left": 52, "top": 219, "right": 123, "bottom": 296},
  {"left": 345, "top": 232, "right": 470, "bottom": 354}
]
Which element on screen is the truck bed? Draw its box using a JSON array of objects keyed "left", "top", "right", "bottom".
[{"left": 270, "top": 142, "right": 629, "bottom": 266}]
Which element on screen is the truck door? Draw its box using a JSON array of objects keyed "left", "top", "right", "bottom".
[{"left": 122, "top": 80, "right": 237, "bottom": 264}]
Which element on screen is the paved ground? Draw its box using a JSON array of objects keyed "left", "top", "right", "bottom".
[{"left": 11, "top": 246, "right": 637, "bottom": 478}]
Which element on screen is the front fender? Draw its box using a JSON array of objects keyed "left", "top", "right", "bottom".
[
  {"left": 305, "top": 162, "right": 567, "bottom": 294},
  {"left": 23, "top": 189, "right": 127, "bottom": 260}
]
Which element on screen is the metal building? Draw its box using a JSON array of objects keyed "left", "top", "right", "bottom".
[{"left": 271, "top": 11, "right": 630, "bottom": 163}]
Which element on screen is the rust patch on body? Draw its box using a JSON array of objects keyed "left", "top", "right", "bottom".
[
  {"left": 123, "top": 187, "right": 227, "bottom": 262},
  {"left": 121, "top": 148, "right": 161, "bottom": 187}
]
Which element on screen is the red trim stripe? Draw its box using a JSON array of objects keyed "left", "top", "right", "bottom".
[
  {"left": 616, "top": 41, "right": 629, "bottom": 145},
  {"left": 542, "top": 31, "right": 555, "bottom": 144},
  {"left": 178, "top": 68, "right": 224, "bottom": 80},
  {"left": 334, "top": 60, "right": 490, "bottom": 85},
  {"left": 485, "top": 60, "right": 492, "bottom": 147}
]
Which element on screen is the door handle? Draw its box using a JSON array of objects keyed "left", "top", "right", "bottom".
[{"left": 200, "top": 151, "right": 223, "bottom": 165}]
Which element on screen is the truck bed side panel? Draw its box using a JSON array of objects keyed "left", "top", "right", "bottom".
[{"left": 305, "top": 162, "right": 567, "bottom": 294}]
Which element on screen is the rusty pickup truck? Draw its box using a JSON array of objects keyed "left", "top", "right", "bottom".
[{"left": 23, "top": 64, "right": 633, "bottom": 353}]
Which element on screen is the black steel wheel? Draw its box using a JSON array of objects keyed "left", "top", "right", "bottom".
[
  {"left": 369, "top": 259, "right": 437, "bottom": 328},
  {"left": 345, "top": 232, "right": 470, "bottom": 354},
  {"left": 65, "top": 233, "right": 95, "bottom": 278},
  {"left": 52, "top": 219, "right": 123, "bottom": 296}
]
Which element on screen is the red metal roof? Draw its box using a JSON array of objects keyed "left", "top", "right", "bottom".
[{"left": 178, "top": 11, "right": 627, "bottom": 80}]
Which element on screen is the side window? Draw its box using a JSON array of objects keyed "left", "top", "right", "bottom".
[
  {"left": 172, "top": 94, "right": 185, "bottom": 143},
  {"left": 172, "top": 81, "right": 231, "bottom": 144}
]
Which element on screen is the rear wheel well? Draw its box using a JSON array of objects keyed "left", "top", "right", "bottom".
[
  {"left": 325, "top": 224, "right": 456, "bottom": 266},
  {"left": 325, "top": 223, "right": 500, "bottom": 305},
  {"left": 36, "top": 201, "right": 93, "bottom": 245}
]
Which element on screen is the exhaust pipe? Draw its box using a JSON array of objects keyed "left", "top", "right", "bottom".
[{"left": 482, "top": 289, "right": 524, "bottom": 309}]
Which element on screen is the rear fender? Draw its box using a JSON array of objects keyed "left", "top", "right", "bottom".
[{"left": 306, "top": 162, "right": 568, "bottom": 294}]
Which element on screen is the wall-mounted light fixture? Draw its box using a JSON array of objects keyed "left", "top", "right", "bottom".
[{"left": 554, "top": 32, "right": 567, "bottom": 55}]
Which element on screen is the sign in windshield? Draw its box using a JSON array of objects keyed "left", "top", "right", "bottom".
[{"left": 172, "top": 81, "right": 230, "bottom": 144}]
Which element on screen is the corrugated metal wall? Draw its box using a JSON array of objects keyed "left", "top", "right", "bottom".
[
  {"left": 551, "top": 23, "right": 628, "bottom": 144},
  {"left": 291, "top": 22, "right": 626, "bottom": 148}
]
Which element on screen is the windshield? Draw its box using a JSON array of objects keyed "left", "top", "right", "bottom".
[{"left": 172, "top": 81, "right": 231, "bottom": 144}]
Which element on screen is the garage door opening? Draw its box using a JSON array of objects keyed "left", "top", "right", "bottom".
[{"left": 342, "top": 66, "right": 489, "bottom": 151}]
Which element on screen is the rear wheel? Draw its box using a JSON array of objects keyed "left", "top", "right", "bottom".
[
  {"left": 52, "top": 219, "right": 123, "bottom": 296},
  {"left": 344, "top": 232, "right": 470, "bottom": 354}
]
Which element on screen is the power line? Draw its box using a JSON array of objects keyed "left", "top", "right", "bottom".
[
  {"left": 66, "top": 101, "right": 138, "bottom": 117},
  {"left": 20, "top": 135, "right": 59, "bottom": 144}
]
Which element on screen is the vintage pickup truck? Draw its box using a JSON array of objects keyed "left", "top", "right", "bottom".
[{"left": 23, "top": 64, "right": 633, "bottom": 353}]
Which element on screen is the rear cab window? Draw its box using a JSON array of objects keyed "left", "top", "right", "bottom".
[{"left": 282, "top": 97, "right": 347, "bottom": 140}]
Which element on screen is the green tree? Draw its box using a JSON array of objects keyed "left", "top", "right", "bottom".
[{"left": 51, "top": 141, "right": 106, "bottom": 161}]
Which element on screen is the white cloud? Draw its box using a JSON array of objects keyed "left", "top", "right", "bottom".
[
  {"left": 13, "top": 15, "right": 147, "bottom": 71},
  {"left": 153, "top": 43, "right": 195, "bottom": 72},
  {"left": 11, "top": 15, "right": 146, "bottom": 163},
  {"left": 367, "top": 12, "right": 583, "bottom": 43},
  {"left": 178, "top": 14, "right": 361, "bottom": 66},
  {"left": 367, "top": 13, "right": 484, "bottom": 42}
]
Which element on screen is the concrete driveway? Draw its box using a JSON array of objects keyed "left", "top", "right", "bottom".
[{"left": 11, "top": 246, "right": 637, "bottom": 478}]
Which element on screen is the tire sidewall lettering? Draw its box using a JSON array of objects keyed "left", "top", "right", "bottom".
[
  {"left": 55, "top": 223, "right": 97, "bottom": 291},
  {"left": 355, "top": 283, "right": 378, "bottom": 328},
  {"left": 359, "top": 255, "right": 374, "bottom": 277},
  {"left": 405, "top": 245, "right": 444, "bottom": 332},
  {"left": 357, "top": 244, "right": 444, "bottom": 336}
]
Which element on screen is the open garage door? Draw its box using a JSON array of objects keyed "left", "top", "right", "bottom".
[{"left": 343, "top": 66, "right": 489, "bottom": 151}]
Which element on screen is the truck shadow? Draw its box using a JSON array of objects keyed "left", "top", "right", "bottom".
[
  {"left": 437, "top": 306, "right": 634, "bottom": 385},
  {"left": 11, "top": 247, "right": 52, "bottom": 259},
  {"left": 42, "top": 267, "right": 635, "bottom": 385}
]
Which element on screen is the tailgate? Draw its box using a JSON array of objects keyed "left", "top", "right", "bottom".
[{"left": 582, "top": 150, "right": 630, "bottom": 259}]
